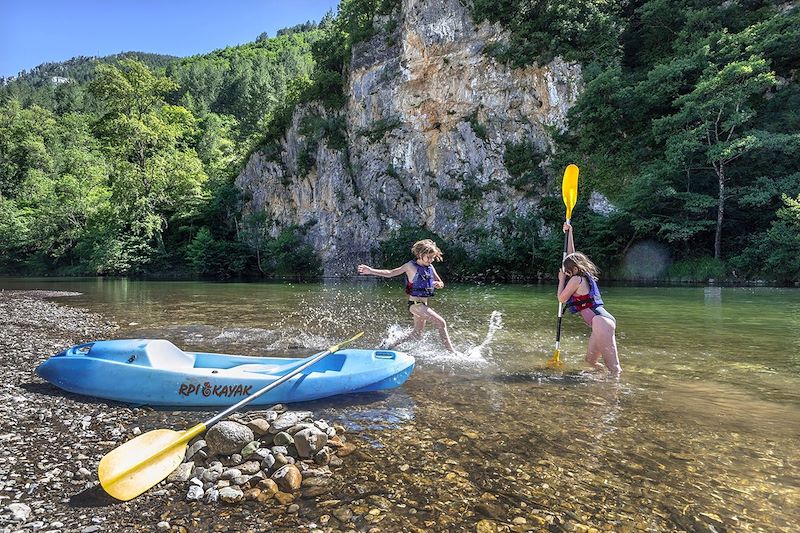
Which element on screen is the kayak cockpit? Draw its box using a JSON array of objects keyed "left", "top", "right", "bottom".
[
  {"left": 66, "top": 340, "right": 406, "bottom": 377},
  {"left": 75, "top": 339, "right": 196, "bottom": 369}
]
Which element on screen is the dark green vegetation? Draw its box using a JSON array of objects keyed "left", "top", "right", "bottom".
[
  {"left": 474, "top": 0, "right": 800, "bottom": 283},
  {"left": 1, "top": 0, "right": 798, "bottom": 282}
]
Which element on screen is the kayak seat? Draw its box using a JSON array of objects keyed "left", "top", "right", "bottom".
[
  {"left": 232, "top": 363, "right": 283, "bottom": 375},
  {"left": 144, "top": 339, "right": 196, "bottom": 369}
]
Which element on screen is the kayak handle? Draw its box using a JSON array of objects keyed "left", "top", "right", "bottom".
[{"left": 68, "top": 342, "right": 95, "bottom": 356}]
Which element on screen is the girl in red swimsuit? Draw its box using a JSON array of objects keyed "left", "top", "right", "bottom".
[{"left": 557, "top": 223, "right": 621, "bottom": 376}]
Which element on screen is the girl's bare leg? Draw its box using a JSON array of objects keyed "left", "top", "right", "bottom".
[
  {"left": 585, "top": 333, "right": 607, "bottom": 373},
  {"left": 387, "top": 314, "right": 425, "bottom": 349},
  {"left": 414, "top": 306, "right": 456, "bottom": 353},
  {"left": 588, "top": 317, "right": 621, "bottom": 375},
  {"left": 600, "top": 321, "right": 621, "bottom": 376}
]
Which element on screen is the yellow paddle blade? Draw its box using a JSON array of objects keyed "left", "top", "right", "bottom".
[
  {"left": 561, "top": 164, "right": 580, "bottom": 221},
  {"left": 546, "top": 349, "right": 564, "bottom": 370},
  {"left": 328, "top": 331, "right": 364, "bottom": 353},
  {"left": 99, "top": 423, "right": 205, "bottom": 501}
]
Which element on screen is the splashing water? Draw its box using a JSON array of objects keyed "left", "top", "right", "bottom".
[
  {"left": 380, "top": 323, "right": 412, "bottom": 349},
  {"left": 463, "top": 310, "right": 503, "bottom": 360},
  {"left": 381, "top": 311, "right": 503, "bottom": 369}
]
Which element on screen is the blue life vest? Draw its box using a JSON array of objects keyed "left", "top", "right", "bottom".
[
  {"left": 405, "top": 261, "right": 435, "bottom": 298},
  {"left": 566, "top": 275, "right": 604, "bottom": 313}
]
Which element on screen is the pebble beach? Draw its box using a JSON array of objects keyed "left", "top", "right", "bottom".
[{"left": 0, "top": 292, "right": 369, "bottom": 532}]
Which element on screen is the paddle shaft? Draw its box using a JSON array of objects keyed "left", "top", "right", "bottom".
[
  {"left": 205, "top": 348, "right": 333, "bottom": 427},
  {"left": 554, "top": 221, "right": 571, "bottom": 350}
]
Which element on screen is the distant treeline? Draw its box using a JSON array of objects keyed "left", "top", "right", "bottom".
[{"left": 1, "top": 0, "right": 798, "bottom": 282}]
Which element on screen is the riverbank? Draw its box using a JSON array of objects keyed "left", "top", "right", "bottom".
[{"left": 0, "top": 292, "right": 373, "bottom": 532}]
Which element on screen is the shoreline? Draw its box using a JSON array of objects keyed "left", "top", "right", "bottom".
[
  {"left": 2, "top": 276, "right": 798, "bottom": 288},
  {"left": 0, "top": 291, "right": 368, "bottom": 532}
]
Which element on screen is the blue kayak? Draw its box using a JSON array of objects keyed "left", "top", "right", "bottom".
[{"left": 35, "top": 339, "right": 415, "bottom": 407}]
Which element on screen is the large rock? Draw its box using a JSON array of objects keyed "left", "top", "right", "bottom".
[
  {"left": 271, "top": 464, "right": 302, "bottom": 493},
  {"left": 235, "top": 0, "right": 581, "bottom": 276},
  {"left": 205, "top": 421, "right": 254, "bottom": 456},
  {"left": 293, "top": 427, "right": 328, "bottom": 459},
  {"left": 269, "top": 411, "right": 313, "bottom": 434}
]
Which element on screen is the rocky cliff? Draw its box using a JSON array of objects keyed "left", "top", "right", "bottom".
[{"left": 235, "top": 0, "right": 582, "bottom": 276}]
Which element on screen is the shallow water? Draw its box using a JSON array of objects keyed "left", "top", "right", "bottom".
[{"left": 3, "top": 277, "right": 799, "bottom": 530}]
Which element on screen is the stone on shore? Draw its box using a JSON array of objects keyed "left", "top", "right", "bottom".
[{"left": 205, "top": 421, "right": 254, "bottom": 455}]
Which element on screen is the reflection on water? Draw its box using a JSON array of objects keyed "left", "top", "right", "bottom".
[{"left": 3, "top": 277, "right": 800, "bottom": 530}]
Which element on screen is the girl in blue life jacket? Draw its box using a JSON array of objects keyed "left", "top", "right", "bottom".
[
  {"left": 358, "top": 239, "right": 456, "bottom": 352},
  {"left": 557, "top": 223, "right": 621, "bottom": 376}
]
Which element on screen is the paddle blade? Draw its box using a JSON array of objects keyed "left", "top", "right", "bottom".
[
  {"left": 561, "top": 164, "right": 580, "bottom": 220},
  {"left": 329, "top": 331, "right": 364, "bottom": 353},
  {"left": 546, "top": 349, "right": 564, "bottom": 370},
  {"left": 98, "top": 425, "right": 202, "bottom": 501}
]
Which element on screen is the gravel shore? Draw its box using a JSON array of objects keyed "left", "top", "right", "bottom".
[{"left": 0, "top": 291, "right": 359, "bottom": 532}]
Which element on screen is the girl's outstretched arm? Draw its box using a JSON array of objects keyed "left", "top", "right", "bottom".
[
  {"left": 358, "top": 263, "right": 409, "bottom": 278},
  {"left": 564, "top": 222, "right": 575, "bottom": 254}
]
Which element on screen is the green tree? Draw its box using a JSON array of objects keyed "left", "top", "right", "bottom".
[
  {"left": 654, "top": 57, "right": 776, "bottom": 259},
  {"left": 765, "top": 193, "right": 800, "bottom": 281},
  {"left": 557, "top": 2, "right": 799, "bottom": 278},
  {"left": 0, "top": 101, "right": 57, "bottom": 197},
  {"left": 471, "top": 0, "right": 622, "bottom": 67},
  {"left": 90, "top": 58, "right": 178, "bottom": 119},
  {"left": 268, "top": 226, "right": 321, "bottom": 277},
  {"left": 89, "top": 59, "right": 208, "bottom": 273}
]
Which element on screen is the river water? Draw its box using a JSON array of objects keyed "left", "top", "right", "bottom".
[{"left": 3, "top": 277, "right": 799, "bottom": 531}]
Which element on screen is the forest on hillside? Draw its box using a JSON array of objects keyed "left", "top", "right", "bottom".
[{"left": 1, "top": 0, "right": 798, "bottom": 282}]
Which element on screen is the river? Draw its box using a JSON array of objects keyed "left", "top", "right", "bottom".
[{"left": 3, "top": 277, "right": 798, "bottom": 531}]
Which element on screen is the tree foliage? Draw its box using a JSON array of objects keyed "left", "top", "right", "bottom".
[
  {"left": 554, "top": 0, "right": 800, "bottom": 280},
  {"left": 2, "top": 1, "right": 799, "bottom": 282}
]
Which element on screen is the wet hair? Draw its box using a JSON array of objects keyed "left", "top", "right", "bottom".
[
  {"left": 411, "top": 239, "right": 443, "bottom": 261},
  {"left": 563, "top": 252, "right": 599, "bottom": 280}
]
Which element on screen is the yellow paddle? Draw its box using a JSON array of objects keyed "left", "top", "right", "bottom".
[
  {"left": 547, "top": 164, "right": 579, "bottom": 369},
  {"left": 98, "top": 331, "right": 364, "bottom": 501}
]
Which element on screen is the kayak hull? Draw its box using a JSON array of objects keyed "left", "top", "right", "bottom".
[{"left": 35, "top": 339, "right": 415, "bottom": 407}]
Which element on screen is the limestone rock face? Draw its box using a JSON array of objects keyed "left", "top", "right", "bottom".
[{"left": 235, "top": 0, "right": 582, "bottom": 275}]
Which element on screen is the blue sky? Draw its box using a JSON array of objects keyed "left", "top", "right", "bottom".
[{"left": 0, "top": 0, "right": 340, "bottom": 78}]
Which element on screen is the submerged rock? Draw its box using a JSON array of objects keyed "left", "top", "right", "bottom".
[{"left": 272, "top": 464, "right": 302, "bottom": 493}]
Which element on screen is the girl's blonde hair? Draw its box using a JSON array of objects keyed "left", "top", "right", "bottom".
[
  {"left": 563, "top": 252, "right": 599, "bottom": 280},
  {"left": 411, "top": 239, "right": 443, "bottom": 261}
]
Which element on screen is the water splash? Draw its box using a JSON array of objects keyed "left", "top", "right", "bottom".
[
  {"left": 464, "top": 310, "right": 503, "bottom": 360},
  {"left": 382, "top": 311, "right": 504, "bottom": 369},
  {"left": 381, "top": 323, "right": 413, "bottom": 349}
]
